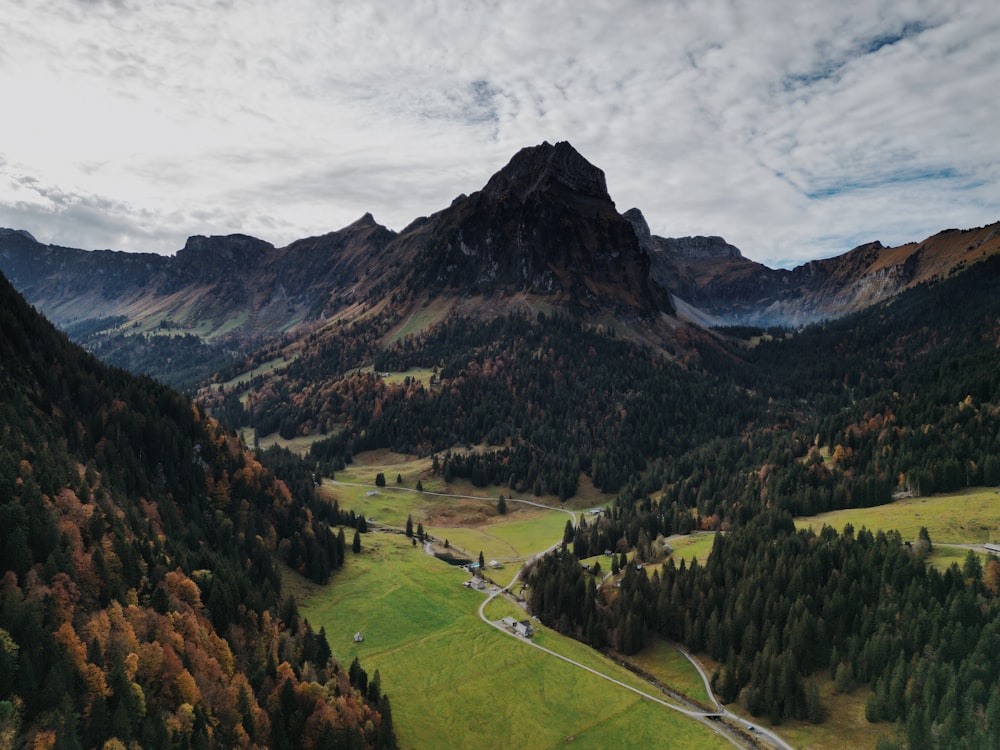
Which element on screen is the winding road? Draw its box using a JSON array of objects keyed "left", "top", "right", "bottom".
[{"left": 330, "top": 478, "right": 795, "bottom": 749}]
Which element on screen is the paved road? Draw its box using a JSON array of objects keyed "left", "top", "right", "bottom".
[{"left": 330, "top": 478, "right": 794, "bottom": 749}]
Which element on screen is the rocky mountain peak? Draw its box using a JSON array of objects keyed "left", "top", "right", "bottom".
[
  {"left": 175, "top": 234, "right": 274, "bottom": 265},
  {"left": 659, "top": 235, "right": 743, "bottom": 261},
  {"left": 482, "top": 140, "right": 610, "bottom": 204},
  {"left": 622, "top": 208, "right": 654, "bottom": 255}
]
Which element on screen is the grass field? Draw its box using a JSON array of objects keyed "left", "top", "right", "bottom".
[
  {"left": 743, "top": 680, "right": 889, "bottom": 750},
  {"left": 795, "top": 487, "right": 1000, "bottom": 570},
  {"left": 296, "top": 461, "right": 1000, "bottom": 748},
  {"left": 300, "top": 534, "right": 729, "bottom": 750},
  {"left": 385, "top": 303, "right": 449, "bottom": 345},
  {"left": 622, "top": 638, "right": 712, "bottom": 706},
  {"left": 668, "top": 532, "right": 718, "bottom": 565},
  {"left": 795, "top": 487, "right": 1000, "bottom": 544}
]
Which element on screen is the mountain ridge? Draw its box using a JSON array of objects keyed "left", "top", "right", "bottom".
[{"left": 1, "top": 142, "right": 998, "bottom": 345}]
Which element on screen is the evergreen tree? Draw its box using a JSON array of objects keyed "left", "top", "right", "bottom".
[{"left": 352, "top": 529, "right": 361, "bottom": 553}]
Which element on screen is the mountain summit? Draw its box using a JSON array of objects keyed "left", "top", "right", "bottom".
[{"left": 407, "top": 141, "right": 672, "bottom": 316}]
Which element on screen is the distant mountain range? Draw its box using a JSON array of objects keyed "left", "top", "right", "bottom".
[{"left": 2, "top": 141, "right": 999, "bottom": 344}]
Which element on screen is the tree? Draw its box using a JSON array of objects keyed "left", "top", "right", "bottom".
[
  {"left": 497, "top": 495, "right": 507, "bottom": 515},
  {"left": 562, "top": 520, "right": 574, "bottom": 548},
  {"left": 375, "top": 472, "right": 386, "bottom": 488},
  {"left": 913, "top": 526, "right": 932, "bottom": 559},
  {"left": 417, "top": 523, "right": 425, "bottom": 542},
  {"left": 478, "top": 551, "right": 485, "bottom": 573},
  {"left": 405, "top": 515, "right": 413, "bottom": 538},
  {"left": 396, "top": 473, "right": 402, "bottom": 484},
  {"left": 416, "top": 480, "right": 424, "bottom": 492},
  {"left": 352, "top": 529, "right": 361, "bottom": 554}
]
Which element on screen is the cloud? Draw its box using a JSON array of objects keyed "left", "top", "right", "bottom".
[{"left": 0, "top": 0, "right": 998, "bottom": 267}]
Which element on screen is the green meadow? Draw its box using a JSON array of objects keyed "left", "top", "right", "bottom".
[
  {"left": 300, "top": 533, "right": 728, "bottom": 750},
  {"left": 795, "top": 487, "right": 1000, "bottom": 543},
  {"left": 297, "top": 475, "right": 1000, "bottom": 749},
  {"left": 795, "top": 487, "right": 1000, "bottom": 569}
]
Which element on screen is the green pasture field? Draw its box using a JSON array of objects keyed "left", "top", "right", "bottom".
[
  {"left": 622, "top": 638, "right": 712, "bottom": 706},
  {"left": 794, "top": 487, "right": 1000, "bottom": 570},
  {"left": 255, "top": 431, "right": 327, "bottom": 456},
  {"left": 667, "top": 532, "right": 718, "bottom": 565},
  {"left": 378, "top": 367, "right": 436, "bottom": 387},
  {"left": 213, "top": 354, "right": 295, "bottom": 393},
  {"left": 299, "top": 533, "right": 728, "bottom": 750},
  {"left": 385, "top": 302, "right": 450, "bottom": 345},
  {"left": 430, "top": 510, "right": 568, "bottom": 563},
  {"left": 743, "top": 679, "right": 886, "bottom": 750},
  {"left": 481, "top": 594, "right": 528, "bottom": 623}
]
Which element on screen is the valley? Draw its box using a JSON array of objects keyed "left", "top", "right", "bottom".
[
  {"left": 2, "top": 141, "right": 1000, "bottom": 749},
  {"left": 295, "top": 447, "right": 1000, "bottom": 749}
]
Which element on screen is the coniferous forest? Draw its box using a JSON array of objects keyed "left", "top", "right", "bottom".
[
  {"left": 2, "top": 237, "right": 1000, "bottom": 749},
  {"left": 0, "top": 272, "right": 395, "bottom": 748}
]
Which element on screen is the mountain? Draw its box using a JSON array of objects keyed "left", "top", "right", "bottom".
[
  {"left": 625, "top": 211, "right": 1000, "bottom": 327},
  {"left": 0, "top": 142, "right": 671, "bottom": 350},
  {"left": 0, "top": 269, "right": 394, "bottom": 748},
  {"left": 3, "top": 141, "right": 1000, "bottom": 398}
]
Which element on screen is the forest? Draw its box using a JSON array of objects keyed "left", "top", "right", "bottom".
[
  {"left": 3, "top": 238, "right": 999, "bottom": 748},
  {"left": 0, "top": 271, "right": 395, "bottom": 749},
  {"left": 527, "top": 512, "right": 1000, "bottom": 749},
  {"left": 522, "top": 258, "right": 1000, "bottom": 748}
]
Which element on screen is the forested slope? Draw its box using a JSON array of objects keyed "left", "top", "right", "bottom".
[
  {"left": 0, "top": 271, "right": 395, "bottom": 749},
  {"left": 524, "top": 255, "right": 1000, "bottom": 748}
]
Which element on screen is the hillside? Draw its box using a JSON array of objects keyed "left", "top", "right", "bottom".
[{"left": 0, "top": 270, "right": 395, "bottom": 749}]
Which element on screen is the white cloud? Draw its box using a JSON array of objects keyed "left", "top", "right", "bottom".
[{"left": 0, "top": 0, "right": 998, "bottom": 266}]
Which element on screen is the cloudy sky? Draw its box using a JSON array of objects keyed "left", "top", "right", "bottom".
[{"left": 2, "top": 0, "right": 998, "bottom": 267}]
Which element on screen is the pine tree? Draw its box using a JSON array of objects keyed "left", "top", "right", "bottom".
[{"left": 352, "top": 529, "right": 361, "bottom": 554}]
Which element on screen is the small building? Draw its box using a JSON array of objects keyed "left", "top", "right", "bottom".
[
  {"left": 353, "top": 632, "right": 364, "bottom": 643},
  {"left": 489, "top": 560, "right": 502, "bottom": 569},
  {"left": 501, "top": 616, "right": 533, "bottom": 637},
  {"left": 366, "top": 490, "right": 379, "bottom": 497},
  {"left": 468, "top": 578, "right": 486, "bottom": 590}
]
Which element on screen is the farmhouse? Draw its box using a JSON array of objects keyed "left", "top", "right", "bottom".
[
  {"left": 465, "top": 577, "right": 486, "bottom": 590},
  {"left": 501, "top": 616, "right": 534, "bottom": 637}
]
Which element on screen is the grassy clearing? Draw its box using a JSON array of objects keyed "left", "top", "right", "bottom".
[
  {"left": 301, "top": 534, "right": 728, "bottom": 750},
  {"left": 379, "top": 367, "right": 436, "bottom": 387},
  {"left": 255, "top": 431, "right": 327, "bottom": 456},
  {"left": 795, "top": 487, "right": 1000, "bottom": 544},
  {"left": 385, "top": 303, "right": 449, "bottom": 345},
  {"left": 668, "top": 532, "right": 718, "bottom": 565},
  {"left": 213, "top": 354, "right": 295, "bottom": 393},
  {"left": 748, "top": 679, "right": 888, "bottom": 750},
  {"left": 623, "top": 638, "right": 712, "bottom": 706}
]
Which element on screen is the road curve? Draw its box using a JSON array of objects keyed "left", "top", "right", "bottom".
[{"left": 329, "top": 478, "right": 794, "bottom": 749}]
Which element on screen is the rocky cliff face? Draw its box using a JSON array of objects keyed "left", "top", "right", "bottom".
[{"left": 408, "top": 141, "right": 672, "bottom": 316}]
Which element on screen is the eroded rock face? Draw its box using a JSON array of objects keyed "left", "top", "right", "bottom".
[{"left": 412, "top": 142, "right": 672, "bottom": 316}]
